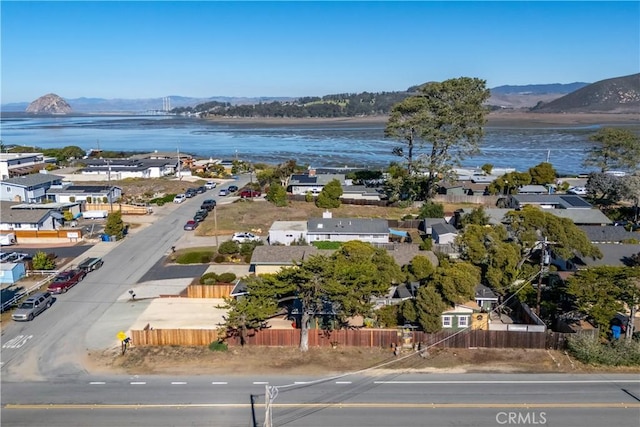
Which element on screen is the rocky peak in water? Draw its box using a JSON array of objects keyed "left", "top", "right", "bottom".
[{"left": 25, "top": 93, "right": 72, "bottom": 114}]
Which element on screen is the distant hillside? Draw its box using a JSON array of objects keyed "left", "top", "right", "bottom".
[
  {"left": 490, "top": 82, "right": 589, "bottom": 95},
  {"left": 530, "top": 73, "right": 640, "bottom": 113}
]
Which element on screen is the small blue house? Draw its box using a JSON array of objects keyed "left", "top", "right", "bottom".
[{"left": 0, "top": 262, "right": 26, "bottom": 284}]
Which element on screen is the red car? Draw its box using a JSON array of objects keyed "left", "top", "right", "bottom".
[
  {"left": 47, "top": 269, "right": 86, "bottom": 294},
  {"left": 240, "top": 189, "right": 261, "bottom": 198}
]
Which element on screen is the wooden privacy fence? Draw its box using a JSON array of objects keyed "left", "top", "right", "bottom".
[
  {"left": 131, "top": 327, "right": 578, "bottom": 350},
  {"left": 187, "top": 284, "right": 235, "bottom": 298},
  {"left": 86, "top": 203, "right": 150, "bottom": 215},
  {"left": 7, "top": 229, "right": 83, "bottom": 240}
]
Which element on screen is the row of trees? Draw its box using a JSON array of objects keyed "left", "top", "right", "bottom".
[{"left": 172, "top": 91, "right": 413, "bottom": 118}]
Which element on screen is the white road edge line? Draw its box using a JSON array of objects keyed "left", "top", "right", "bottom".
[
  {"left": 253, "top": 382, "right": 269, "bottom": 385},
  {"left": 171, "top": 382, "right": 187, "bottom": 385},
  {"left": 335, "top": 381, "right": 352, "bottom": 384},
  {"left": 211, "top": 382, "right": 228, "bottom": 385},
  {"left": 89, "top": 382, "right": 106, "bottom": 385},
  {"left": 294, "top": 382, "right": 310, "bottom": 384},
  {"left": 130, "top": 382, "right": 147, "bottom": 385}
]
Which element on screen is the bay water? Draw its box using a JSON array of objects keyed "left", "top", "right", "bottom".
[{"left": 0, "top": 114, "right": 617, "bottom": 176}]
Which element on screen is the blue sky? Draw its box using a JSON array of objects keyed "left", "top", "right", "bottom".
[{"left": 1, "top": 1, "right": 638, "bottom": 103}]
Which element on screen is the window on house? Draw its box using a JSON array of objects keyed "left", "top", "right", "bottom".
[
  {"left": 442, "top": 316, "right": 452, "bottom": 328},
  {"left": 458, "top": 316, "right": 470, "bottom": 328}
]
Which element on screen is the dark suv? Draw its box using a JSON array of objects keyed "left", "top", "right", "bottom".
[
  {"left": 228, "top": 185, "right": 239, "bottom": 193},
  {"left": 185, "top": 188, "right": 197, "bottom": 198},
  {"left": 193, "top": 209, "right": 208, "bottom": 222},
  {"left": 200, "top": 199, "right": 216, "bottom": 211}
]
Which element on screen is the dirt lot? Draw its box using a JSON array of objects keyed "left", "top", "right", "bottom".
[{"left": 87, "top": 345, "right": 640, "bottom": 376}]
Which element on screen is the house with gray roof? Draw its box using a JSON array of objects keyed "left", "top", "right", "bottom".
[
  {"left": 578, "top": 225, "right": 639, "bottom": 243},
  {"left": 0, "top": 201, "right": 60, "bottom": 231},
  {"left": 518, "top": 185, "right": 549, "bottom": 195},
  {"left": 431, "top": 223, "right": 458, "bottom": 244},
  {"left": 249, "top": 245, "right": 334, "bottom": 275},
  {"left": 454, "top": 207, "right": 612, "bottom": 227},
  {"left": 79, "top": 158, "right": 178, "bottom": 179},
  {"left": 0, "top": 173, "right": 65, "bottom": 203},
  {"left": 306, "top": 215, "right": 389, "bottom": 244},
  {"left": 507, "top": 194, "right": 593, "bottom": 210},
  {"left": 575, "top": 243, "right": 640, "bottom": 268},
  {"left": 341, "top": 185, "right": 382, "bottom": 201},
  {"left": 287, "top": 171, "right": 345, "bottom": 195}
]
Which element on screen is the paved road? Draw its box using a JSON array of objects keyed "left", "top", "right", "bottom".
[
  {"left": 0, "top": 176, "right": 250, "bottom": 382},
  {"left": 1, "top": 373, "right": 639, "bottom": 426}
]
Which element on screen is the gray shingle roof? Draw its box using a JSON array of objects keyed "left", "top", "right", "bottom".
[
  {"left": 578, "top": 226, "right": 639, "bottom": 243},
  {"left": 510, "top": 194, "right": 592, "bottom": 209},
  {"left": 2, "top": 173, "right": 64, "bottom": 188},
  {"left": 432, "top": 223, "right": 458, "bottom": 235},
  {"left": 576, "top": 243, "right": 640, "bottom": 267},
  {"left": 0, "top": 202, "right": 51, "bottom": 224},
  {"left": 250, "top": 246, "right": 334, "bottom": 264},
  {"left": 459, "top": 208, "right": 612, "bottom": 226},
  {"left": 307, "top": 217, "right": 389, "bottom": 234}
]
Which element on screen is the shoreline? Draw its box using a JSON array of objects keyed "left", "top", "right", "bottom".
[{"left": 204, "top": 112, "right": 640, "bottom": 129}]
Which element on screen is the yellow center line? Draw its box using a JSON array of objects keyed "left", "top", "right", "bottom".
[{"left": 5, "top": 402, "right": 640, "bottom": 410}]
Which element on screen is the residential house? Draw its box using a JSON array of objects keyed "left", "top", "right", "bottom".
[
  {"left": 8, "top": 201, "right": 82, "bottom": 222},
  {"left": 287, "top": 170, "right": 345, "bottom": 195},
  {"left": 475, "top": 284, "right": 499, "bottom": 312},
  {"left": 422, "top": 218, "right": 448, "bottom": 235},
  {"left": 518, "top": 185, "right": 549, "bottom": 195},
  {"left": 268, "top": 221, "right": 308, "bottom": 246},
  {"left": 0, "top": 173, "right": 65, "bottom": 203},
  {"left": 249, "top": 245, "right": 333, "bottom": 275},
  {"left": 0, "top": 201, "right": 61, "bottom": 231},
  {"left": 341, "top": 185, "right": 382, "bottom": 201},
  {"left": 0, "top": 152, "right": 56, "bottom": 179},
  {"left": 453, "top": 208, "right": 612, "bottom": 227},
  {"left": 47, "top": 185, "right": 122, "bottom": 205},
  {"left": 507, "top": 194, "right": 593, "bottom": 210},
  {"left": 578, "top": 225, "right": 639, "bottom": 243},
  {"left": 79, "top": 158, "right": 179, "bottom": 179},
  {"left": 441, "top": 301, "right": 488, "bottom": 331},
  {"left": 574, "top": 243, "right": 640, "bottom": 268},
  {"left": 306, "top": 213, "right": 389, "bottom": 245},
  {"left": 431, "top": 223, "right": 458, "bottom": 245},
  {"left": 437, "top": 180, "right": 488, "bottom": 196}
]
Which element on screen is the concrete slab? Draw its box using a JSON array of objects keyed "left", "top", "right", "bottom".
[{"left": 130, "top": 297, "right": 227, "bottom": 330}]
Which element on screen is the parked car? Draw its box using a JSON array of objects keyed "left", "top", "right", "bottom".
[
  {"left": 196, "top": 186, "right": 207, "bottom": 194},
  {"left": 183, "top": 220, "right": 198, "bottom": 231},
  {"left": 173, "top": 194, "right": 187, "bottom": 204},
  {"left": 240, "top": 189, "right": 262, "bottom": 198},
  {"left": 568, "top": 186, "right": 587, "bottom": 195},
  {"left": 185, "top": 188, "right": 198, "bottom": 198},
  {"left": 12, "top": 292, "right": 53, "bottom": 321},
  {"left": 219, "top": 188, "right": 228, "bottom": 196},
  {"left": 205, "top": 181, "right": 217, "bottom": 190},
  {"left": 231, "top": 232, "right": 261, "bottom": 243},
  {"left": 193, "top": 209, "right": 208, "bottom": 222},
  {"left": 200, "top": 199, "right": 217, "bottom": 211},
  {"left": 228, "top": 185, "right": 239, "bottom": 193},
  {"left": 47, "top": 269, "right": 86, "bottom": 294}
]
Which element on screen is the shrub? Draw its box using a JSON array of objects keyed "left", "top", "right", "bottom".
[
  {"left": 305, "top": 191, "right": 313, "bottom": 202},
  {"left": 176, "top": 251, "right": 214, "bottom": 264},
  {"left": 86, "top": 196, "right": 92, "bottom": 204},
  {"left": 208, "top": 340, "right": 228, "bottom": 352},
  {"left": 218, "top": 272, "right": 237, "bottom": 283},
  {"left": 102, "top": 196, "right": 108, "bottom": 203},
  {"left": 32, "top": 251, "right": 56, "bottom": 270},
  {"left": 213, "top": 255, "right": 225, "bottom": 263},
  {"left": 567, "top": 334, "right": 640, "bottom": 366},
  {"left": 420, "top": 237, "right": 433, "bottom": 251},
  {"left": 200, "top": 272, "right": 219, "bottom": 285},
  {"left": 218, "top": 241, "right": 239, "bottom": 255}
]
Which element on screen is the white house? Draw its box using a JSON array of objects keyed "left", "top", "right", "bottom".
[
  {"left": 268, "top": 221, "right": 308, "bottom": 246},
  {"left": 0, "top": 201, "right": 60, "bottom": 231},
  {"left": 47, "top": 185, "right": 122, "bottom": 204},
  {"left": 306, "top": 212, "right": 389, "bottom": 244},
  {"left": 79, "top": 158, "right": 178, "bottom": 179},
  {"left": 0, "top": 152, "right": 56, "bottom": 179},
  {"left": 287, "top": 171, "right": 345, "bottom": 195},
  {"left": 431, "top": 223, "right": 458, "bottom": 245}
]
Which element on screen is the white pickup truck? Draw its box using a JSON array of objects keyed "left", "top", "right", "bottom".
[{"left": 0, "top": 233, "right": 16, "bottom": 246}]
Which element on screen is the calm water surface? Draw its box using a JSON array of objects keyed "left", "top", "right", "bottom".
[{"left": 0, "top": 114, "right": 621, "bottom": 176}]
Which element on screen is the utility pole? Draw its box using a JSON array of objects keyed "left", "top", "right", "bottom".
[
  {"left": 106, "top": 159, "right": 113, "bottom": 212},
  {"left": 536, "top": 237, "right": 548, "bottom": 317}
]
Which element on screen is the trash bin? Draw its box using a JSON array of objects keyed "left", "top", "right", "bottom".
[
  {"left": 109, "top": 235, "right": 116, "bottom": 242},
  {"left": 101, "top": 234, "right": 110, "bottom": 242}
]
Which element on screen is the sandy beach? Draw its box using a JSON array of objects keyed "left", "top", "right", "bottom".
[{"left": 204, "top": 112, "right": 640, "bottom": 129}]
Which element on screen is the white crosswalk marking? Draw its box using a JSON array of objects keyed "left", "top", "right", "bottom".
[{"left": 2, "top": 335, "right": 33, "bottom": 349}]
